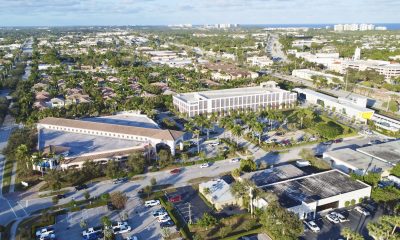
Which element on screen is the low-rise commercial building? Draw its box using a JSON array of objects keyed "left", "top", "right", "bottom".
[
  {"left": 36, "top": 113, "right": 185, "bottom": 170},
  {"left": 294, "top": 88, "right": 374, "bottom": 124},
  {"left": 371, "top": 113, "right": 400, "bottom": 132},
  {"left": 199, "top": 178, "right": 241, "bottom": 210},
  {"left": 173, "top": 81, "right": 297, "bottom": 117},
  {"left": 323, "top": 148, "right": 394, "bottom": 177},
  {"left": 261, "top": 170, "right": 371, "bottom": 219},
  {"left": 356, "top": 140, "right": 400, "bottom": 166}
]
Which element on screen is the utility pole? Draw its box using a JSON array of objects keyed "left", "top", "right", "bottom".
[{"left": 249, "top": 187, "right": 254, "bottom": 218}]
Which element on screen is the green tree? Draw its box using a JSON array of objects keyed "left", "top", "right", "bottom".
[
  {"left": 240, "top": 159, "right": 257, "bottom": 172},
  {"left": 127, "top": 151, "right": 146, "bottom": 174},
  {"left": 341, "top": 227, "right": 363, "bottom": 240},
  {"left": 105, "top": 161, "right": 119, "bottom": 179},
  {"left": 231, "top": 125, "right": 243, "bottom": 145},
  {"left": 84, "top": 191, "right": 90, "bottom": 200},
  {"left": 260, "top": 201, "right": 303, "bottom": 240},
  {"left": 390, "top": 164, "right": 400, "bottom": 177},
  {"left": 150, "top": 177, "right": 157, "bottom": 186},
  {"left": 158, "top": 149, "right": 172, "bottom": 167},
  {"left": 110, "top": 191, "right": 128, "bottom": 210},
  {"left": 44, "top": 169, "right": 63, "bottom": 191},
  {"left": 197, "top": 213, "right": 218, "bottom": 230},
  {"left": 231, "top": 168, "right": 241, "bottom": 178}
]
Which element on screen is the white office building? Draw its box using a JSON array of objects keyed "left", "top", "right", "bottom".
[
  {"left": 173, "top": 81, "right": 297, "bottom": 117},
  {"left": 294, "top": 88, "right": 374, "bottom": 123}
]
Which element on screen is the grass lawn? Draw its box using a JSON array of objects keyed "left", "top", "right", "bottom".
[{"left": 1, "top": 158, "right": 14, "bottom": 194}]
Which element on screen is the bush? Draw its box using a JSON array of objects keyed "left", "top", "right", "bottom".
[
  {"left": 350, "top": 199, "right": 356, "bottom": 206},
  {"left": 345, "top": 201, "right": 350, "bottom": 207},
  {"left": 314, "top": 121, "right": 344, "bottom": 139},
  {"left": 240, "top": 159, "right": 257, "bottom": 172}
]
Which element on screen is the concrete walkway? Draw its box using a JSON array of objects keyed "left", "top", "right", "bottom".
[{"left": 9, "top": 162, "right": 17, "bottom": 193}]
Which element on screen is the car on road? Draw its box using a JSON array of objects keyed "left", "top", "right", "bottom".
[
  {"left": 334, "top": 138, "right": 343, "bottom": 143},
  {"left": 170, "top": 168, "right": 181, "bottom": 174},
  {"left": 323, "top": 140, "right": 333, "bottom": 145},
  {"left": 200, "top": 162, "right": 210, "bottom": 168},
  {"left": 326, "top": 213, "right": 340, "bottom": 223},
  {"left": 36, "top": 227, "right": 54, "bottom": 237},
  {"left": 160, "top": 220, "right": 175, "bottom": 228},
  {"left": 113, "top": 177, "right": 128, "bottom": 184},
  {"left": 208, "top": 142, "right": 220, "bottom": 147},
  {"left": 304, "top": 220, "right": 320, "bottom": 233},
  {"left": 275, "top": 132, "right": 284, "bottom": 136},
  {"left": 145, "top": 200, "right": 160, "bottom": 207},
  {"left": 355, "top": 206, "right": 370, "bottom": 216},
  {"left": 230, "top": 157, "right": 241, "bottom": 163},
  {"left": 75, "top": 184, "right": 88, "bottom": 191},
  {"left": 369, "top": 139, "right": 382, "bottom": 145}
]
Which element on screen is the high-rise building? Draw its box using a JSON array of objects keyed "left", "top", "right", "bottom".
[{"left": 354, "top": 47, "right": 361, "bottom": 60}]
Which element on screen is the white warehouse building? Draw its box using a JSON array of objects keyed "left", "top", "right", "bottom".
[
  {"left": 294, "top": 88, "right": 374, "bottom": 124},
  {"left": 292, "top": 69, "right": 344, "bottom": 84},
  {"left": 173, "top": 81, "right": 297, "bottom": 117},
  {"left": 262, "top": 170, "right": 371, "bottom": 220}
]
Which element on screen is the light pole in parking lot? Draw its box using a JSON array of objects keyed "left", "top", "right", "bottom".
[{"left": 188, "top": 203, "right": 192, "bottom": 224}]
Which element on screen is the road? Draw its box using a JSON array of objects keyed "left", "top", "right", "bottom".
[{"left": 266, "top": 33, "right": 289, "bottom": 63}]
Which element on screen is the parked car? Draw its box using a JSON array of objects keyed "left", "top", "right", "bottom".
[
  {"left": 36, "top": 227, "right": 54, "bottom": 237},
  {"left": 329, "top": 212, "right": 348, "bottom": 223},
  {"left": 168, "top": 195, "right": 182, "bottom": 203},
  {"left": 75, "top": 184, "right": 88, "bottom": 191},
  {"left": 355, "top": 206, "right": 370, "bottom": 216},
  {"left": 107, "top": 202, "right": 116, "bottom": 211},
  {"left": 152, "top": 210, "right": 168, "bottom": 218},
  {"left": 113, "top": 177, "right": 128, "bottom": 184},
  {"left": 305, "top": 220, "right": 320, "bottom": 233},
  {"left": 126, "top": 236, "right": 138, "bottom": 240},
  {"left": 160, "top": 220, "right": 175, "bottom": 228},
  {"left": 200, "top": 163, "right": 210, "bottom": 168},
  {"left": 39, "top": 234, "right": 56, "bottom": 240},
  {"left": 113, "top": 225, "right": 131, "bottom": 234},
  {"left": 158, "top": 216, "right": 172, "bottom": 223},
  {"left": 82, "top": 227, "right": 103, "bottom": 237},
  {"left": 170, "top": 168, "right": 181, "bottom": 174},
  {"left": 230, "top": 157, "right": 241, "bottom": 163},
  {"left": 326, "top": 213, "right": 340, "bottom": 223},
  {"left": 145, "top": 200, "right": 160, "bottom": 207}
]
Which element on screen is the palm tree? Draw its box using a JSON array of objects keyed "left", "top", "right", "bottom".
[
  {"left": 381, "top": 215, "right": 400, "bottom": 236},
  {"left": 193, "top": 129, "right": 201, "bottom": 154},
  {"left": 254, "top": 123, "right": 264, "bottom": 145},
  {"left": 231, "top": 125, "right": 243, "bottom": 145},
  {"left": 341, "top": 227, "right": 363, "bottom": 240}
]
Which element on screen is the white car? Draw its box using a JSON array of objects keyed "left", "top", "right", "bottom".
[
  {"left": 126, "top": 236, "right": 138, "bottom": 240},
  {"left": 112, "top": 221, "right": 128, "bottom": 228},
  {"left": 113, "top": 225, "right": 131, "bottom": 234},
  {"left": 82, "top": 227, "right": 102, "bottom": 237},
  {"left": 152, "top": 209, "right": 168, "bottom": 218},
  {"left": 36, "top": 228, "right": 54, "bottom": 237},
  {"left": 326, "top": 213, "right": 340, "bottom": 224},
  {"left": 145, "top": 200, "right": 160, "bottom": 207},
  {"left": 200, "top": 163, "right": 210, "bottom": 168},
  {"left": 305, "top": 220, "right": 320, "bottom": 233},
  {"left": 230, "top": 158, "right": 241, "bottom": 163},
  {"left": 208, "top": 142, "right": 220, "bottom": 147},
  {"left": 335, "top": 212, "right": 349, "bottom": 222},
  {"left": 158, "top": 216, "right": 172, "bottom": 223},
  {"left": 355, "top": 206, "right": 370, "bottom": 216}
]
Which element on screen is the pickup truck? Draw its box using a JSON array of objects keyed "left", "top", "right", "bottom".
[
  {"left": 82, "top": 226, "right": 103, "bottom": 237},
  {"left": 36, "top": 227, "right": 54, "bottom": 237},
  {"left": 112, "top": 221, "right": 128, "bottom": 228}
]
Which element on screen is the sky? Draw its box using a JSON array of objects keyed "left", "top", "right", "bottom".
[{"left": 0, "top": 0, "right": 399, "bottom": 26}]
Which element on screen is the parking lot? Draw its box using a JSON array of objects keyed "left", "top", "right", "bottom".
[
  {"left": 51, "top": 196, "right": 163, "bottom": 240},
  {"left": 301, "top": 205, "right": 384, "bottom": 240},
  {"left": 169, "top": 186, "right": 213, "bottom": 224}
]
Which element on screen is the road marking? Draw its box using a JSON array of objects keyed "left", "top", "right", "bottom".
[
  {"left": 17, "top": 201, "right": 28, "bottom": 216},
  {"left": 7, "top": 200, "right": 18, "bottom": 218}
]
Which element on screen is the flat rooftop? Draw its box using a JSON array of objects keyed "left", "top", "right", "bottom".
[
  {"left": 199, "top": 179, "right": 235, "bottom": 204},
  {"left": 175, "top": 83, "right": 291, "bottom": 103},
  {"left": 324, "top": 148, "right": 393, "bottom": 172},
  {"left": 294, "top": 88, "right": 373, "bottom": 113},
  {"left": 242, "top": 164, "right": 307, "bottom": 187},
  {"left": 82, "top": 113, "right": 159, "bottom": 129},
  {"left": 39, "top": 129, "right": 143, "bottom": 158},
  {"left": 357, "top": 140, "right": 400, "bottom": 165},
  {"left": 263, "top": 170, "right": 370, "bottom": 208}
]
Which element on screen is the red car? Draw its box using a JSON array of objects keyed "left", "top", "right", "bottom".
[
  {"left": 168, "top": 195, "right": 182, "bottom": 203},
  {"left": 170, "top": 168, "right": 181, "bottom": 174}
]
